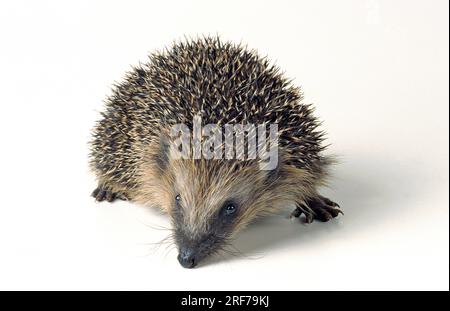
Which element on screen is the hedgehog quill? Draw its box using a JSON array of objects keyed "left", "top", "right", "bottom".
[{"left": 89, "top": 37, "right": 342, "bottom": 268}]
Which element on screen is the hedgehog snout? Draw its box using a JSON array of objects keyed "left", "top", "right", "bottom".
[
  {"left": 176, "top": 232, "right": 222, "bottom": 268},
  {"left": 177, "top": 246, "right": 198, "bottom": 269}
]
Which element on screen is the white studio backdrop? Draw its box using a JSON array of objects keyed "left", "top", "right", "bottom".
[{"left": 0, "top": 0, "right": 448, "bottom": 290}]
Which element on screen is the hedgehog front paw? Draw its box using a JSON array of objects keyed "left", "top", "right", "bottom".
[
  {"left": 91, "top": 186, "right": 128, "bottom": 202},
  {"left": 291, "top": 196, "right": 342, "bottom": 223}
]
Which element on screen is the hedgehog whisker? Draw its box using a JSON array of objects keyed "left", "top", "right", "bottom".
[
  {"left": 142, "top": 233, "right": 175, "bottom": 255},
  {"left": 227, "top": 244, "right": 264, "bottom": 260},
  {"left": 217, "top": 240, "right": 264, "bottom": 260},
  {"left": 139, "top": 236, "right": 173, "bottom": 257},
  {"left": 138, "top": 220, "right": 172, "bottom": 231},
  {"left": 163, "top": 238, "right": 176, "bottom": 252},
  {"left": 163, "top": 244, "right": 177, "bottom": 259}
]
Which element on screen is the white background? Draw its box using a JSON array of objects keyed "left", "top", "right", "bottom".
[{"left": 0, "top": 0, "right": 448, "bottom": 290}]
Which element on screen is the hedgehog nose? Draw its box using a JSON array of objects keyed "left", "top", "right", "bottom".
[{"left": 178, "top": 247, "right": 198, "bottom": 268}]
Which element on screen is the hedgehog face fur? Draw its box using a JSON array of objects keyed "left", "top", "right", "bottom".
[
  {"left": 90, "top": 37, "right": 342, "bottom": 268},
  {"left": 170, "top": 159, "right": 271, "bottom": 268}
]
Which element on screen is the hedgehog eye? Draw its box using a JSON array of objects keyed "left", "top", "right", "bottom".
[
  {"left": 223, "top": 203, "right": 236, "bottom": 216},
  {"left": 175, "top": 194, "right": 181, "bottom": 202}
]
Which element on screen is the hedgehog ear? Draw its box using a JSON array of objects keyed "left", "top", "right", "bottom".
[
  {"left": 155, "top": 131, "right": 171, "bottom": 172},
  {"left": 156, "top": 127, "right": 192, "bottom": 170},
  {"left": 261, "top": 157, "right": 281, "bottom": 184}
]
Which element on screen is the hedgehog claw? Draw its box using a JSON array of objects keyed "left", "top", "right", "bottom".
[
  {"left": 321, "top": 197, "right": 340, "bottom": 209},
  {"left": 293, "top": 196, "right": 342, "bottom": 223},
  {"left": 94, "top": 189, "right": 107, "bottom": 201},
  {"left": 290, "top": 207, "right": 302, "bottom": 218},
  {"left": 92, "top": 186, "right": 127, "bottom": 203},
  {"left": 308, "top": 196, "right": 342, "bottom": 222},
  {"left": 304, "top": 212, "right": 315, "bottom": 223}
]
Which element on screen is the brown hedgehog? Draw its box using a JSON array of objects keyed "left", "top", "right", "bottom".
[{"left": 90, "top": 37, "right": 341, "bottom": 268}]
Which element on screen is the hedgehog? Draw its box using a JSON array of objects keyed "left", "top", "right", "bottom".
[{"left": 89, "top": 37, "right": 342, "bottom": 268}]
